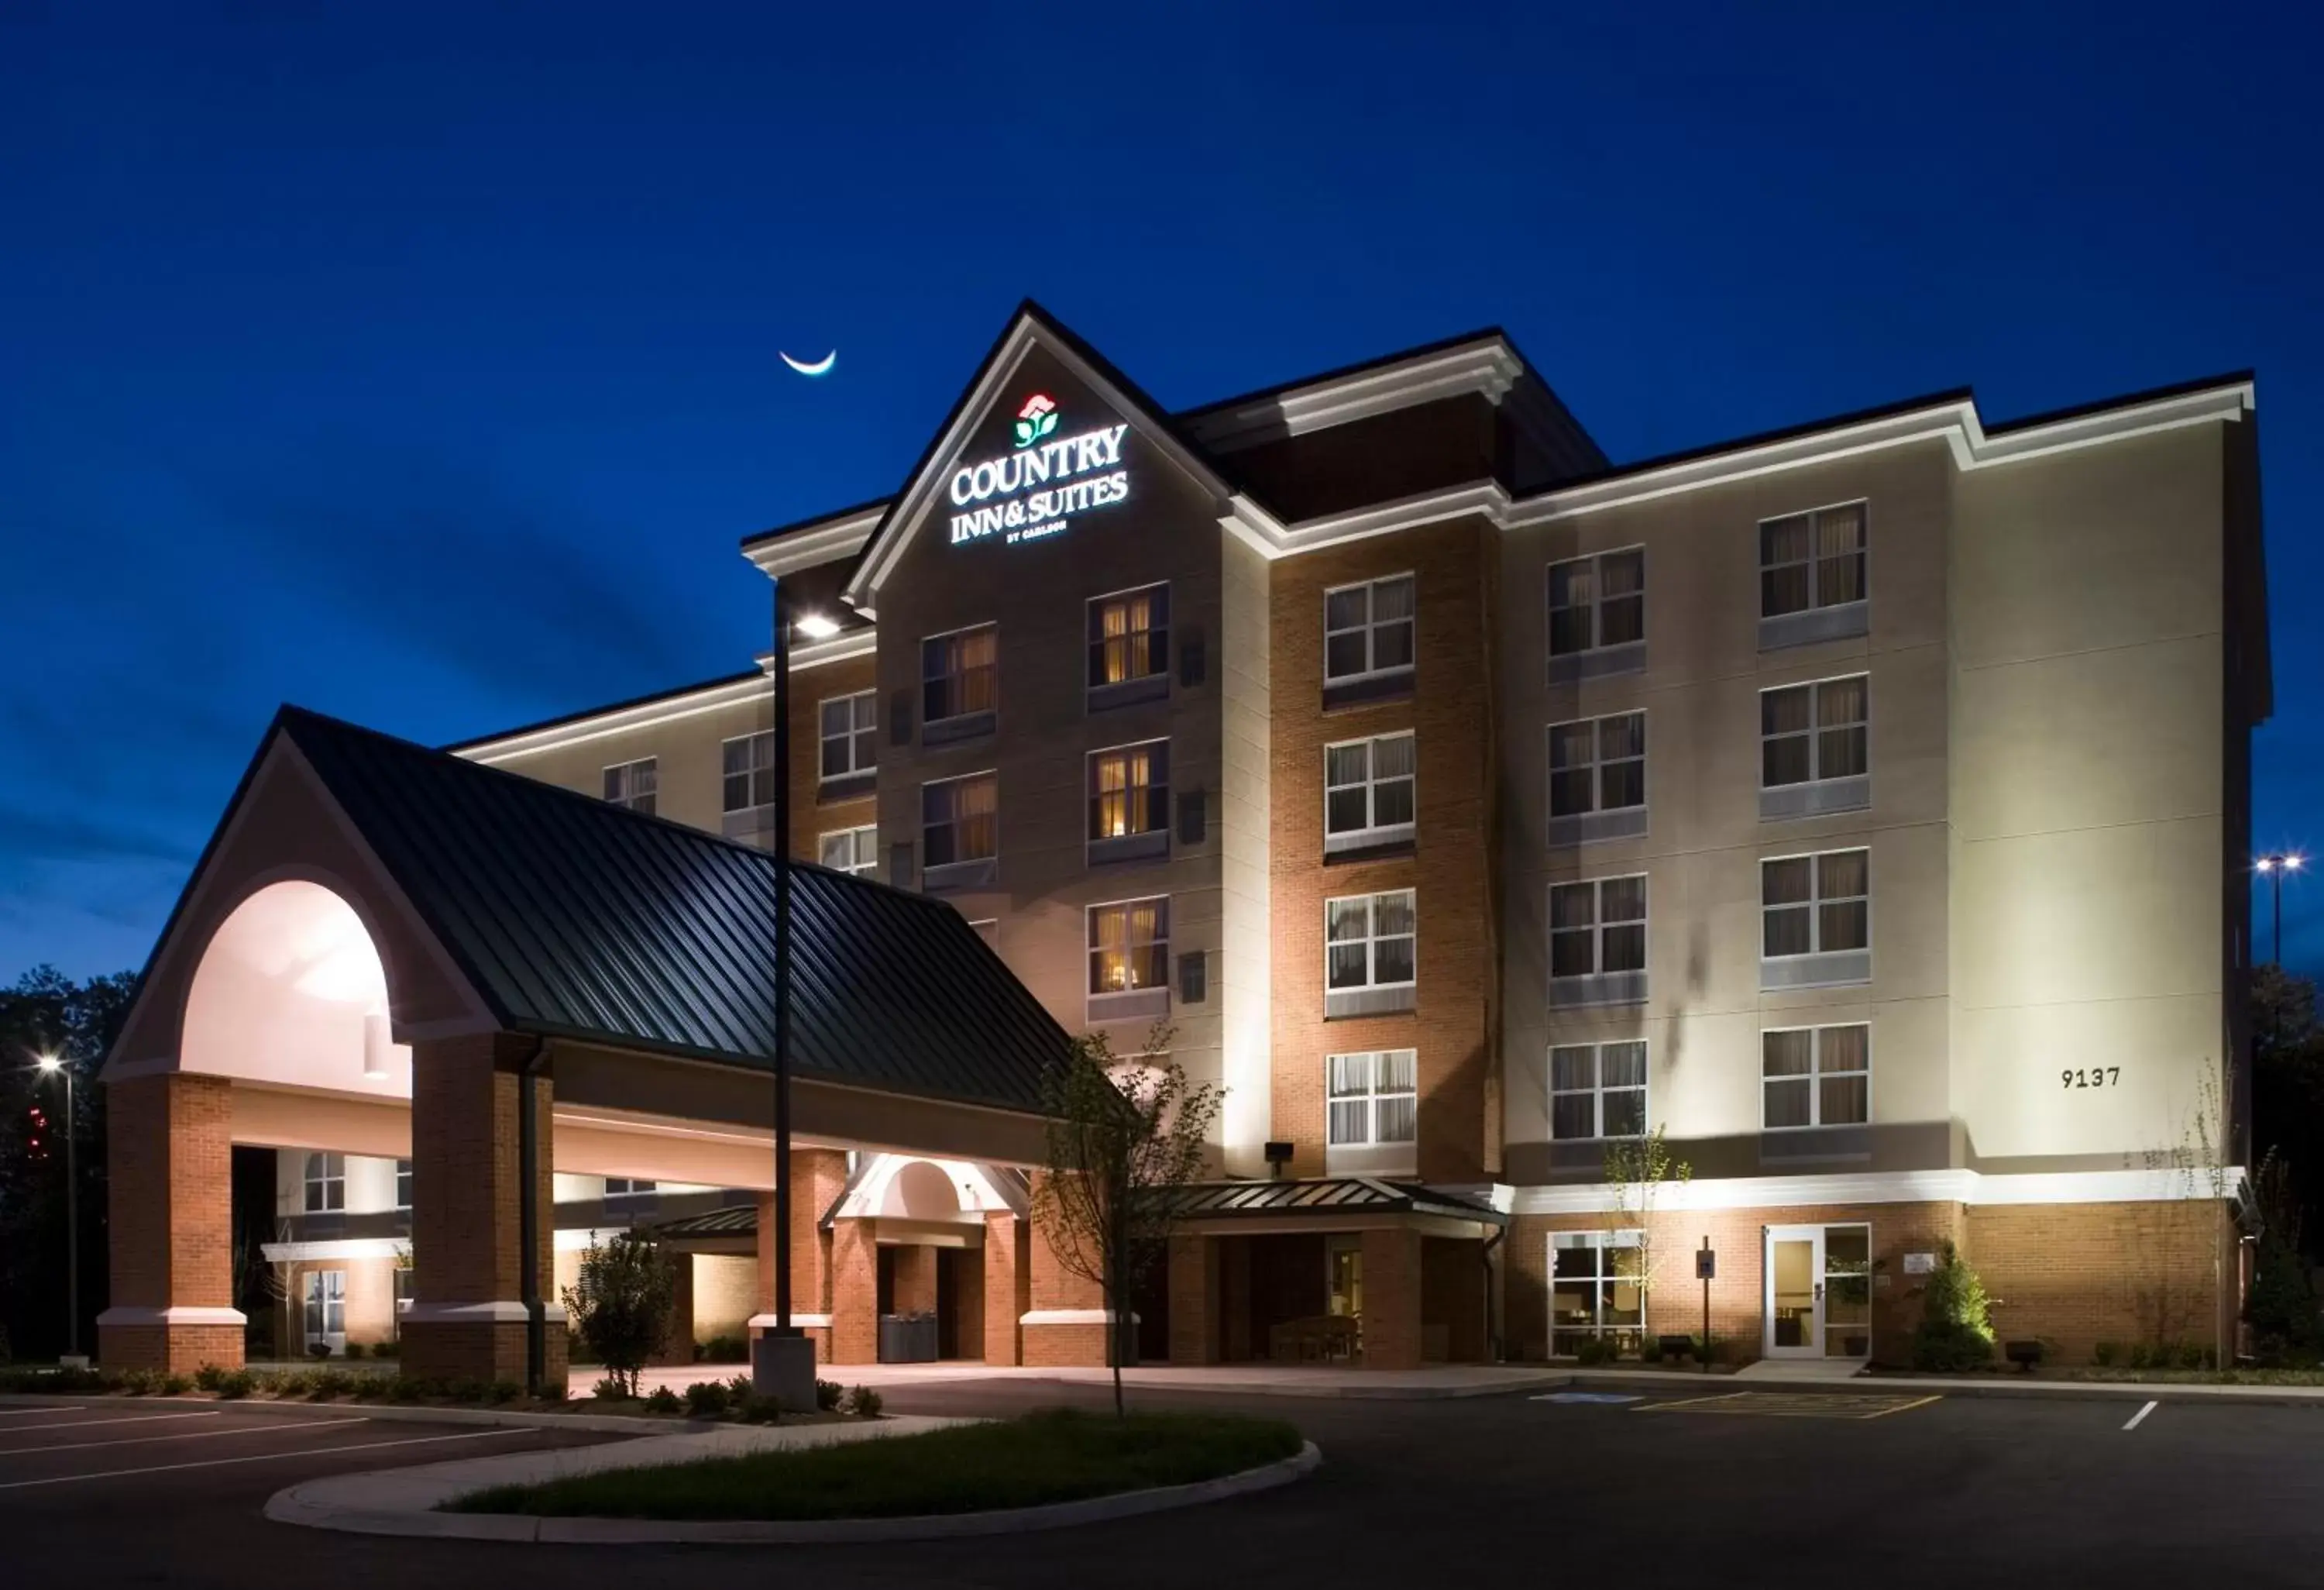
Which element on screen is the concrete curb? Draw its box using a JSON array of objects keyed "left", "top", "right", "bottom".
[
  {"left": 1558, "top": 1372, "right": 2324, "bottom": 1408},
  {"left": 264, "top": 1440, "right": 1322, "bottom": 1544},
  {"left": 0, "top": 1392, "right": 720, "bottom": 1436}
]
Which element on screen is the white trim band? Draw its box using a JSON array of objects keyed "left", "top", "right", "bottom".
[
  {"left": 745, "top": 1314, "right": 834, "bottom": 1330},
  {"left": 1019, "top": 1309, "right": 1139, "bottom": 1327},
  {"left": 1508, "top": 1165, "right": 2247, "bottom": 1217},
  {"left": 399, "top": 1301, "right": 569, "bottom": 1325},
  {"left": 96, "top": 1306, "right": 248, "bottom": 1327},
  {"left": 261, "top": 1238, "right": 411, "bottom": 1264}
]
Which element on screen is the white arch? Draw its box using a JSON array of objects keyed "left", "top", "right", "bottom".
[
  {"left": 834, "top": 1154, "right": 1017, "bottom": 1223},
  {"left": 178, "top": 879, "right": 412, "bottom": 1098}
]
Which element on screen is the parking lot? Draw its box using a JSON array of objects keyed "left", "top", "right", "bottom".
[{"left": 7, "top": 1381, "right": 2324, "bottom": 1589}]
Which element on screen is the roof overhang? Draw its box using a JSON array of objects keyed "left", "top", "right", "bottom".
[{"left": 1180, "top": 336, "right": 1524, "bottom": 453}]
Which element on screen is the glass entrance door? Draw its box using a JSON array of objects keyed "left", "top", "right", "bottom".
[
  {"left": 1763, "top": 1224, "right": 1872, "bottom": 1360},
  {"left": 303, "top": 1269, "right": 346, "bottom": 1354}
]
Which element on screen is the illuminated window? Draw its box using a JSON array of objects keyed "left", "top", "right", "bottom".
[
  {"left": 817, "top": 825, "right": 878, "bottom": 876},
  {"left": 1323, "top": 574, "right": 1415, "bottom": 685},
  {"left": 1326, "top": 1050, "right": 1418, "bottom": 1148},
  {"left": 1549, "top": 713, "right": 1646, "bottom": 821},
  {"left": 1549, "top": 1041, "right": 1647, "bottom": 1141},
  {"left": 922, "top": 773, "right": 998, "bottom": 868},
  {"left": 1547, "top": 549, "right": 1644, "bottom": 657},
  {"left": 1762, "top": 677, "right": 1868, "bottom": 789},
  {"left": 602, "top": 758, "right": 657, "bottom": 815},
  {"left": 1763, "top": 1026, "right": 1870, "bottom": 1129},
  {"left": 1552, "top": 1230, "right": 1643, "bottom": 1355},
  {"left": 1088, "top": 897, "right": 1169, "bottom": 995},
  {"left": 721, "top": 731, "right": 776, "bottom": 814},
  {"left": 1088, "top": 742, "right": 1169, "bottom": 842},
  {"left": 1325, "top": 890, "right": 1416, "bottom": 993},
  {"left": 1088, "top": 583, "right": 1170, "bottom": 688},
  {"left": 1761, "top": 503, "right": 1866, "bottom": 618},
  {"left": 819, "top": 690, "right": 878, "bottom": 782},
  {"left": 1550, "top": 877, "right": 1647, "bottom": 981},
  {"left": 302, "top": 1151, "right": 346, "bottom": 1214},
  {"left": 923, "top": 625, "right": 998, "bottom": 724},
  {"left": 1762, "top": 850, "right": 1869, "bottom": 958},
  {"left": 1324, "top": 733, "right": 1415, "bottom": 850}
]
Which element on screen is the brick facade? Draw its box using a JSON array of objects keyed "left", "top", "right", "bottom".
[
  {"left": 755, "top": 1149, "right": 848, "bottom": 1363},
  {"left": 99, "top": 1072, "right": 242, "bottom": 1374},
  {"left": 983, "top": 1212, "right": 1027, "bottom": 1366}
]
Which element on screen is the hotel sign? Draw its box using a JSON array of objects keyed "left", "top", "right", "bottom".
[{"left": 947, "top": 394, "right": 1133, "bottom": 547}]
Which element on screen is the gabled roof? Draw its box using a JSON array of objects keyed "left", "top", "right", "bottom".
[{"left": 260, "top": 707, "right": 1071, "bottom": 1115}]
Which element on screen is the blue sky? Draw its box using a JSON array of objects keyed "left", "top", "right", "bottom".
[{"left": 2, "top": 2, "right": 2316, "bottom": 979}]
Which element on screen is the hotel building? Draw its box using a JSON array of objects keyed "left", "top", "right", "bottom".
[{"left": 100, "top": 302, "right": 2266, "bottom": 1376}]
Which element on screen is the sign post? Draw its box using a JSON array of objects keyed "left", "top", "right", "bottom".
[{"left": 1695, "top": 1237, "right": 1716, "bottom": 1373}]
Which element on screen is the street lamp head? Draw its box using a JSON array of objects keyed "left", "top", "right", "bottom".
[
  {"left": 2288, "top": 855, "right": 2306, "bottom": 873},
  {"left": 34, "top": 1053, "right": 60, "bottom": 1073},
  {"left": 793, "top": 611, "right": 841, "bottom": 641}
]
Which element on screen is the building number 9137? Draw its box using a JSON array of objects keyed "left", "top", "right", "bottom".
[{"left": 2062, "top": 1067, "right": 2122, "bottom": 1089}]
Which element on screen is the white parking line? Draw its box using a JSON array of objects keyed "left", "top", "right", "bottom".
[
  {"left": 2123, "top": 1400, "right": 2158, "bottom": 1431},
  {"left": 0, "top": 1407, "right": 86, "bottom": 1419},
  {"left": 0, "top": 1427, "right": 525, "bottom": 1490},
  {"left": 0, "top": 1410, "right": 222, "bottom": 1433},
  {"left": 0, "top": 1416, "right": 363, "bottom": 1457}
]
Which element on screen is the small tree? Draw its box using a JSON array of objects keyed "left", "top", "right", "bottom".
[
  {"left": 2243, "top": 1148, "right": 2322, "bottom": 1364},
  {"left": 1032, "top": 1024, "right": 1222, "bottom": 1416},
  {"left": 1603, "top": 1127, "right": 1691, "bottom": 1349},
  {"left": 1910, "top": 1240, "right": 1996, "bottom": 1371},
  {"left": 561, "top": 1230, "right": 676, "bottom": 1396}
]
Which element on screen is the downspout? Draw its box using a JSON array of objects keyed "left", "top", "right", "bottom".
[
  {"left": 1480, "top": 1223, "right": 1507, "bottom": 1364},
  {"left": 517, "top": 1036, "right": 554, "bottom": 1398}
]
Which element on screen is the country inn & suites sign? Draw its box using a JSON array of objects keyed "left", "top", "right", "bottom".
[{"left": 947, "top": 393, "right": 1133, "bottom": 547}]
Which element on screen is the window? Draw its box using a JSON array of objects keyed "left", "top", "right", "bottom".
[
  {"left": 1763, "top": 1025, "right": 1871, "bottom": 1129},
  {"left": 1551, "top": 1231, "right": 1643, "bottom": 1355},
  {"left": 818, "top": 690, "right": 878, "bottom": 784},
  {"left": 1549, "top": 1041, "right": 1648, "bottom": 1141},
  {"left": 721, "top": 731, "right": 776, "bottom": 814},
  {"left": 1548, "top": 712, "right": 1646, "bottom": 843},
  {"left": 1547, "top": 549, "right": 1645, "bottom": 672},
  {"left": 1760, "top": 503, "right": 1868, "bottom": 647},
  {"left": 1325, "top": 732, "right": 1416, "bottom": 852},
  {"left": 1549, "top": 876, "right": 1648, "bottom": 1005},
  {"left": 302, "top": 1151, "right": 345, "bottom": 1214},
  {"left": 394, "top": 1158, "right": 412, "bottom": 1210},
  {"left": 818, "top": 825, "right": 878, "bottom": 876},
  {"left": 1088, "top": 741, "right": 1169, "bottom": 859},
  {"left": 923, "top": 625, "right": 998, "bottom": 727},
  {"left": 602, "top": 758, "right": 657, "bottom": 815},
  {"left": 1762, "top": 849, "right": 1871, "bottom": 988},
  {"left": 302, "top": 1270, "right": 346, "bottom": 1350},
  {"left": 1088, "top": 583, "right": 1170, "bottom": 698},
  {"left": 1325, "top": 890, "right": 1416, "bottom": 1017},
  {"left": 1761, "top": 676, "right": 1869, "bottom": 817},
  {"left": 1088, "top": 897, "right": 1169, "bottom": 996},
  {"left": 1326, "top": 1050, "right": 1418, "bottom": 1151},
  {"left": 922, "top": 772, "right": 998, "bottom": 876},
  {"left": 603, "top": 1178, "right": 657, "bottom": 1201},
  {"left": 1323, "top": 574, "right": 1415, "bottom": 689}
]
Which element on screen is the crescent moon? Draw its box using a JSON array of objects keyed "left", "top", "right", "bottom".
[{"left": 781, "top": 349, "right": 837, "bottom": 377}]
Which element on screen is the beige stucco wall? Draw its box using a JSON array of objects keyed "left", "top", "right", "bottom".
[
  {"left": 469, "top": 687, "right": 775, "bottom": 835},
  {"left": 1219, "top": 532, "right": 1274, "bottom": 1173}
]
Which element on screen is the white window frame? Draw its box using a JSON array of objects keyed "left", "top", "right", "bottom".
[
  {"left": 1549, "top": 876, "right": 1648, "bottom": 985},
  {"left": 1761, "top": 848, "right": 1872, "bottom": 958},
  {"left": 1759, "top": 674, "right": 1869, "bottom": 790},
  {"left": 1758, "top": 499, "right": 1868, "bottom": 618},
  {"left": 1087, "top": 739, "right": 1171, "bottom": 842},
  {"left": 1087, "top": 581, "right": 1171, "bottom": 690},
  {"left": 302, "top": 1151, "right": 345, "bottom": 1214},
  {"left": 302, "top": 1269, "right": 346, "bottom": 1351},
  {"left": 1325, "top": 1050, "right": 1419, "bottom": 1162},
  {"left": 1547, "top": 711, "right": 1647, "bottom": 827},
  {"left": 1323, "top": 731, "right": 1417, "bottom": 850},
  {"left": 1322, "top": 573, "right": 1417, "bottom": 686},
  {"left": 1548, "top": 1040, "right": 1649, "bottom": 1142},
  {"left": 603, "top": 1178, "right": 658, "bottom": 1202},
  {"left": 1324, "top": 890, "right": 1417, "bottom": 994},
  {"left": 1550, "top": 1230, "right": 1644, "bottom": 1354},
  {"left": 922, "top": 621, "right": 999, "bottom": 725},
  {"left": 817, "top": 824, "right": 879, "bottom": 876},
  {"left": 720, "top": 730, "right": 777, "bottom": 815},
  {"left": 601, "top": 757, "right": 657, "bottom": 815},
  {"left": 818, "top": 690, "right": 878, "bottom": 783},
  {"left": 1086, "top": 896, "right": 1171, "bottom": 997},
  {"left": 1762, "top": 1025, "right": 1872, "bottom": 1131},
  {"left": 921, "top": 769, "right": 999, "bottom": 869},
  {"left": 394, "top": 1158, "right": 411, "bottom": 1211},
  {"left": 1545, "top": 546, "right": 1645, "bottom": 658}
]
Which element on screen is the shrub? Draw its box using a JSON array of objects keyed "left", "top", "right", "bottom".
[
  {"left": 592, "top": 1374, "right": 633, "bottom": 1403},
  {"left": 1910, "top": 1241, "right": 1995, "bottom": 1372},
  {"left": 815, "top": 1378, "right": 843, "bottom": 1412},
  {"left": 1640, "top": 1336, "right": 1664, "bottom": 1364},
  {"left": 215, "top": 1370, "right": 256, "bottom": 1399},
  {"left": 1691, "top": 1333, "right": 1722, "bottom": 1365},
  {"left": 1573, "top": 1337, "right": 1617, "bottom": 1367},
  {"left": 445, "top": 1378, "right": 490, "bottom": 1404},
  {"left": 2092, "top": 1340, "right": 2121, "bottom": 1367},
  {"left": 193, "top": 1363, "right": 229, "bottom": 1392},
  {"left": 273, "top": 1371, "right": 316, "bottom": 1398},
  {"left": 735, "top": 1392, "right": 785, "bottom": 1423},
  {"left": 489, "top": 1381, "right": 523, "bottom": 1404},
  {"left": 724, "top": 1372, "right": 754, "bottom": 1402},
  {"left": 371, "top": 1339, "right": 401, "bottom": 1359},
  {"left": 845, "top": 1385, "right": 883, "bottom": 1419},
  {"left": 684, "top": 1380, "right": 731, "bottom": 1417},
  {"left": 160, "top": 1373, "right": 191, "bottom": 1396},
  {"left": 385, "top": 1377, "right": 423, "bottom": 1404},
  {"left": 645, "top": 1386, "right": 683, "bottom": 1414},
  {"left": 2245, "top": 1233, "right": 2323, "bottom": 1365},
  {"left": 344, "top": 1342, "right": 366, "bottom": 1361},
  {"left": 561, "top": 1231, "right": 677, "bottom": 1398},
  {"left": 119, "top": 1368, "right": 159, "bottom": 1396},
  {"left": 311, "top": 1369, "right": 358, "bottom": 1400},
  {"left": 700, "top": 1333, "right": 748, "bottom": 1365}
]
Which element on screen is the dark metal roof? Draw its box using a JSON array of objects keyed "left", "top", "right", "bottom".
[
  {"left": 1164, "top": 1178, "right": 1508, "bottom": 1226},
  {"left": 648, "top": 1205, "right": 761, "bottom": 1240},
  {"left": 273, "top": 706, "right": 1070, "bottom": 1116}
]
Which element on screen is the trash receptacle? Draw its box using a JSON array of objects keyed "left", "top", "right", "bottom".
[{"left": 878, "top": 1312, "right": 939, "bottom": 1363}]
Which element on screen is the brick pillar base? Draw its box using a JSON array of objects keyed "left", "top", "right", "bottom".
[
  {"left": 402, "top": 1313, "right": 569, "bottom": 1388},
  {"left": 752, "top": 1151, "right": 850, "bottom": 1365},
  {"left": 1023, "top": 1178, "right": 1116, "bottom": 1368},
  {"left": 1362, "top": 1227, "right": 1424, "bottom": 1369},
  {"left": 985, "top": 1213, "right": 1027, "bottom": 1366},
  {"left": 97, "top": 1317, "right": 245, "bottom": 1375},
  {"left": 98, "top": 1073, "right": 244, "bottom": 1373},
  {"left": 830, "top": 1219, "right": 878, "bottom": 1365}
]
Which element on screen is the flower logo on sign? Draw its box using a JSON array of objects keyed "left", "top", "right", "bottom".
[{"left": 1012, "top": 393, "right": 1058, "bottom": 449}]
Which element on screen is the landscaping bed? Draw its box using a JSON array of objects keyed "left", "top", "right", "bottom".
[{"left": 443, "top": 1408, "right": 1305, "bottom": 1521}]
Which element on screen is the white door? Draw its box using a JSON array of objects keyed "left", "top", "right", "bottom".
[
  {"left": 1763, "top": 1224, "right": 1872, "bottom": 1360},
  {"left": 303, "top": 1270, "right": 346, "bottom": 1354}
]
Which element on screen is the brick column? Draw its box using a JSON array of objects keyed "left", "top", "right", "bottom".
[
  {"left": 98, "top": 1072, "right": 244, "bottom": 1373},
  {"left": 400, "top": 1033, "right": 564, "bottom": 1389},
  {"left": 984, "top": 1212, "right": 1027, "bottom": 1365},
  {"left": 1169, "top": 1234, "right": 1221, "bottom": 1365},
  {"left": 1362, "top": 1227, "right": 1425, "bottom": 1370},
  {"left": 753, "top": 1148, "right": 847, "bottom": 1362},
  {"left": 1023, "top": 1176, "right": 1112, "bottom": 1368},
  {"left": 891, "top": 1245, "right": 937, "bottom": 1314},
  {"left": 829, "top": 1218, "right": 878, "bottom": 1365}
]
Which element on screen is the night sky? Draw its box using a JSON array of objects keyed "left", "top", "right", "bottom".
[{"left": 3, "top": 4, "right": 2315, "bottom": 980}]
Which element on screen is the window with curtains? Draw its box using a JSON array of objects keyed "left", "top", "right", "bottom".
[
  {"left": 1549, "top": 876, "right": 1648, "bottom": 1005},
  {"left": 1324, "top": 732, "right": 1416, "bottom": 852},
  {"left": 1088, "top": 741, "right": 1169, "bottom": 857},
  {"left": 302, "top": 1152, "right": 345, "bottom": 1213},
  {"left": 1087, "top": 583, "right": 1170, "bottom": 700},
  {"left": 1762, "top": 677, "right": 1868, "bottom": 782},
  {"left": 1088, "top": 897, "right": 1170, "bottom": 995},
  {"left": 1325, "top": 890, "right": 1416, "bottom": 1016},
  {"left": 1552, "top": 1230, "right": 1644, "bottom": 1354},
  {"left": 922, "top": 625, "right": 999, "bottom": 728},
  {"left": 1326, "top": 1049, "right": 1418, "bottom": 1156},
  {"left": 1547, "top": 549, "right": 1645, "bottom": 680},
  {"left": 1323, "top": 574, "right": 1416, "bottom": 693},
  {"left": 1762, "top": 1025, "right": 1871, "bottom": 1129},
  {"left": 922, "top": 772, "right": 998, "bottom": 874},
  {"left": 1761, "top": 848, "right": 1871, "bottom": 988},
  {"left": 818, "top": 825, "right": 878, "bottom": 876},
  {"left": 1759, "top": 502, "right": 1868, "bottom": 646},
  {"left": 818, "top": 690, "right": 878, "bottom": 785},
  {"left": 602, "top": 758, "right": 657, "bottom": 815},
  {"left": 1549, "top": 1041, "right": 1648, "bottom": 1141},
  {"left": 1548, "top": 712, "right": 1647, "bottom": 844},
  {"left": 721, "top": 731, "right": 776, "bottom": 814}
]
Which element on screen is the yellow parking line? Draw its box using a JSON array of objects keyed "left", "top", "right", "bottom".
[{"left": 1862, "top": 1395, "right": 1942, "bottom": 1419}]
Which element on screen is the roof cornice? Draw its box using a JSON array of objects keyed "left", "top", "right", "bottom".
[
  {"left": 1181, "top": 338, "right": 1523, "bottom": 453},
  {"left": 740, "top": 504, "right": 887, "bottom": 579}
]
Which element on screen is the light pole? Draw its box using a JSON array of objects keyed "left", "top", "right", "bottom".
[
  {"left": 2256, "top": 853, "right": 2304, "bottom": 966},
  {"left": 35, "top": 1054, "right": 79, "bottom": 1365}
]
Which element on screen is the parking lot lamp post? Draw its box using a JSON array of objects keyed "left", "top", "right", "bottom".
[
  {"left": 35, "top": 1054, "right": 77, "bottom": 1362},
  {"left": 2256, "top": 853, "right": 2303, "bottom": 966}
]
